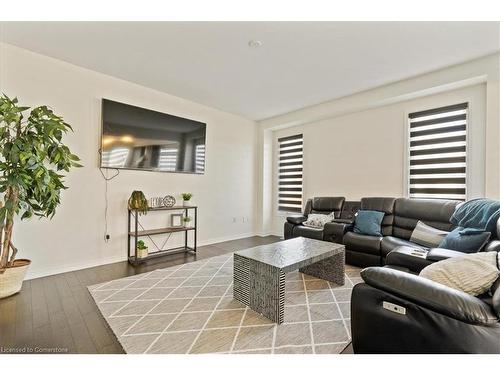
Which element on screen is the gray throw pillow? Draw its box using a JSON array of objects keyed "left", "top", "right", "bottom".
[
  {"left": 420, "top": 251, "right": 500, "bottom": 296},
  {"left": 410, "top": 221, "right": 449, "bottom": 248}
]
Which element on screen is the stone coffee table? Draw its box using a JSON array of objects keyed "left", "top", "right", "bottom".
[{"left": 233, "top": 237, "right": 345, "bottom": 324}]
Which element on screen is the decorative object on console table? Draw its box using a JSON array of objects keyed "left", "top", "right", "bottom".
[
  {"left": 136, "top": 240, "right": 149, "bottom": 259},
  {"left": 149, "top": 197, "right": 162, "bottom": 208},
  {"left": 171, "top": 213, "right": 183, "bottom": 227},
  {"left": 127, "top": 205, "right": 198, "bottom": 265},
  {"left": 181, "top": 192, "right": 193, "bottom": 207},
  {"left": 0, "top": 95, "right": 82, "bottom": 299},
  {"left": 128, "top": 191, "right": 148, "bottom": 214},
  {"left": 163, "top": 195, "right": 176, "bottom": 207}
]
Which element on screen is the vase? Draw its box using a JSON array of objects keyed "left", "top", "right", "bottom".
[
  {"left": 137, "top": 247, "right": 149, "bottom": 259},
  {"left": 183, "top": 200, "right": 190, "bottom": 207},
  {"left": 0, "top": 259, "right": 31, "bottom": 299}
]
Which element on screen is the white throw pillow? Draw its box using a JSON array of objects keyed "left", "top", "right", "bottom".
[
  {"left": 420, "top": 251, "right": 500, "bottom": 296},
  {"left": 303, "top": 213, "right": 334, "bottom": 229}
]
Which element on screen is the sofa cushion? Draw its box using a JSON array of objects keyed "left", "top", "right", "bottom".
[
  {"left": 410, "top": 221, "right": 450, "bottom": 248},
  {"left": 309, "top": 197, "right": 345, "bottom": 218},
  {"left": 439, "top": 227, "right": 491, "bottom": 253},
  {"left": 354, "top": 210, "right": 385, "bottom": 236},
  {"left": 293, "top": 225, "right": 323, "bottom": 240},
  {"left": 380, "top": 236, "right": 427, "bottom": 257},
  {"left": 393, "top": 198, "right": 458, "bottom": 240},
  {"left": 344, "top": 231, "right": 382, "bottom": 256},
  {"left": 340, "top": 201, "right": 360, "bottom": 221},
  {"left": 420, "top": 251, "right": 500, "bottom": 296}
]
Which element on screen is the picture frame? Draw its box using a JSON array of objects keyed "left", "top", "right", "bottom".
[{"left": 171, "top": 213, "right": 183, "bottom": 227}]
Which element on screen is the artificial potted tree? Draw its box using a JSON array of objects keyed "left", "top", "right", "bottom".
[
  {"left": 0, "top": 95, "right": 81, "bottom": 299},
  {"left": 181, "top": 192, "right": 193, "bottom": 207}
]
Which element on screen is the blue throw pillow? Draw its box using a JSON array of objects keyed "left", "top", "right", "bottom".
[
  {"left": 438, "top": 227, "right": 491, "bottom": 253},
  {"left": 354, "top": 210, "right": 385, "bottom": 237}
]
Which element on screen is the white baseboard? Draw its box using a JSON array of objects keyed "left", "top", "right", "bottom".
[
  {"left": 25, "top": 254, "right": 127, "bottom": 280},
  {"left": 256, "top": 231, "right": 282, "bottom": 238},
  {"left": 25, "top": 231, "right": 270, "bottom": 280},
  {"left": 197, "top": 231, "right": 257, "bottom": 247}
]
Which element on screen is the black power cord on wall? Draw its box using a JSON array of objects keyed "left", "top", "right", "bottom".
[{"left": 98, "top": 149, "right": 120, "bottom": 242}]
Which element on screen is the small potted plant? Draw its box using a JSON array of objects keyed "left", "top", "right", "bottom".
[
  {"left": 182, "top": 216, "right": 192, "bottom": 228},
  {"left": 136, "top": 240, "right": 148, "bottom": 259},
  {"left": 181, "top": 193, "right": 193, "bottom": 207}
]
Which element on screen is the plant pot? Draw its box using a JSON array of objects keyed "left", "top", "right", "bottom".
[
  {"left": 184, "top": 222, "right": 192, "bottom": 228},
  {"left": 137, "top": 247, "right": 149, "bottom": 259},
  {"left": 0, "top": 259, "right": 31, "bottom": 299},
  {"left": 183, "top": 200, "right": 191, "bottom": 207}
]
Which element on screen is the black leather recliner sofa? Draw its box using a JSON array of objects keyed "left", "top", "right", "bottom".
[
  {"left": 351, "top": 245, "right": 500, "bottom": 353},
  {"left": 284, "top": 197, "right": 360, "bottom": 243}
]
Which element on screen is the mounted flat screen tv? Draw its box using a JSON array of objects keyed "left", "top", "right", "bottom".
[{"left": 100, "top": 99, "right": 206, "bottom": 174}]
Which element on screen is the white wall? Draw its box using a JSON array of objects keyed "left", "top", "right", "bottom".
[
  {"left": 0, "top": 43, "right": 258, "bottom": 279},
  {"left": 257, "top": 53, "right": 500, "bottom": 236},
  {"left": 271, "top": 85, "right": 487, "bottom": 234}
]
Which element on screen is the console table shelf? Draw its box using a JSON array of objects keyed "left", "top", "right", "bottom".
[
  {"left": 127, "top": 205, "right": 197, "bottom": 266},
  {"left": 129, "top": 226, "right": 195, "bottom": 237}
]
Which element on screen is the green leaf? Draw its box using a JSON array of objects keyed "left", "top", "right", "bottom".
[{"left": 0, "top": 94, "right": 81, "bottom": 222}]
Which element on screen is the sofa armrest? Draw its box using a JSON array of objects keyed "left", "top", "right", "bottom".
[
  {"left": 361, "top": 267, "right": 498, "bottom": 326},
  {"left": 426, "top": 247, "right": 467, "bottom": 262},
  {"left": 484, "top": 240, "right": 500, "bottom": 253},
  {"left": 286, "top": 215, "right": 307, "bottom": 225},
  {"left": 323, "top": 221, "right": 353, "bottom": 244},
  {"left": 385, "top": 246, "right": 433, "bottom": 273}
]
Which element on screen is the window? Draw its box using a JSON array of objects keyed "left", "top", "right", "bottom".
[
  {"left": 278, "top": 134, "right": 303, "bottom": 212},
  {"left": 408, "top": 102, "right": 468, "bottom": 201}
]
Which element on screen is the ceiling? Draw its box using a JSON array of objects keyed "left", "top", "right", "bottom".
[{"left": 1, "top": 22, "right": 499, "bottom": 120}]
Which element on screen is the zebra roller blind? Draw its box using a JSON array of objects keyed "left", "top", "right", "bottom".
[
  {"left": 408, "top": 102, "right": 468, "bottom": 201},
  {"left": 278, "top": 134, "right": 303, "bottom": 212}
]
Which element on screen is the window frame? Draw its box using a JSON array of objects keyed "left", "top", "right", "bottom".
[
  {"left": 275, "top": 133, "right": 304, "bottom": 214},
  {"left": 404, "top": 102, "right": 470, "bottom": 201}
]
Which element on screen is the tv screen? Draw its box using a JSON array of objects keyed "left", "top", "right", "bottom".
[{"left": 100, "top": 99, "right": 206, "bottom": 174}]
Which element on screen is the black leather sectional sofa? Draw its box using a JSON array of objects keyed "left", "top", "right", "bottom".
[
  {"left": 285, "top": 196, "right": 500, "bottom": 353},
  {"left": 285, "top": 196, "right": 500, "bottom": 268}
]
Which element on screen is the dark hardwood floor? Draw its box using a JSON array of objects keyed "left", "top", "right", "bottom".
[
  {"left": 0, "top": 236, "right": 283, "bottom": 354},
  {"left": 0, "top": 235, "right": 354, "bottom": 354}
]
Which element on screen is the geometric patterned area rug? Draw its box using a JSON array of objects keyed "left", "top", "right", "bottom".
[{"left": 88, "top": 253, "right": 362, "bottom": 354}]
